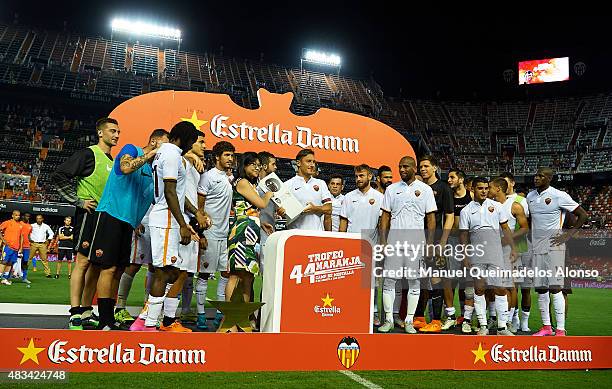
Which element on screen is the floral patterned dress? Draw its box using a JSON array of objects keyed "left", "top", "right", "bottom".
[{"left": 227, "top": 178, "right": 261, "bottom": 275}]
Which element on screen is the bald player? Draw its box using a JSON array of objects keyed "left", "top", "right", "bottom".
[{"left": 527, "top": 167, "right": 588, "bottom": 336}]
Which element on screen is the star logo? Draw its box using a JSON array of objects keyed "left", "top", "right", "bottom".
[
  {"left": 17, "top": 338, "right": 45, "bottom": 365},
  {"left": 181, "top": 110, "right": 208, "bottom": 130},
  {"left": 321, "top": 293, "right": 334, "bottom": 308},
  {"left": 207, "top": 282, "right": 264, "bottom": 333},
  {"left": 471, "top": 343, "right": 489, "bottom": 365}
]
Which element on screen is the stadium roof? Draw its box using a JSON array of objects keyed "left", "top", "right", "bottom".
[{"left": 4, "top": 1, "right": 612, "bottom": 98}]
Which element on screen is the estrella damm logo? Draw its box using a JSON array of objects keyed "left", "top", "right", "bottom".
[
  {"left": 314, "top": 293, "right": 341, "bottom": 317},
  {"left": 337, "top": 336, "right": 360, "bottom": 369}
]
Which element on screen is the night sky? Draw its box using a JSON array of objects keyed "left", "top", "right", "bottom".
[{"left": 3, "top": 2, "right": 611, "bottom": 98}]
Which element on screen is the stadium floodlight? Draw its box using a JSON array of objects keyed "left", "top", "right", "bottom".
[
  {"left": 111, "top": 18, "right": 181, "bottom": 41},
  {"left": 302, "top": 49, "right": 341, "bottom": 67}
]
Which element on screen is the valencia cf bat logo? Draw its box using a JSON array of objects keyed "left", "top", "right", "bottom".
[
  {"left": 313, "top": 185, "right": 320, "bottom": 192},
  {"left": 369, "top": 198, "right": 375, "bottom": 205},
  {"left": 545, "top": 198, "right": 552, "bottom": 205},
  {"left": 488, "top": 206, "right": 495, "bottom": 213},
  {"left": 337, "top": 336, "right": 360, "bottom": 369},
  {"left": 415, "top": 190, "right": 421, "bottom": 197}
]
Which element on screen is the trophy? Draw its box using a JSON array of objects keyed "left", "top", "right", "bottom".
[{"left": 258, "top": 172, "right": 305, "bottom": 225}]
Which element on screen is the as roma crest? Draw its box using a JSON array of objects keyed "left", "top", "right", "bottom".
[
  {"left": 545, "top": 198, "right": 552, "bottom": 205},
  {"left": 313, "top": 185, "right": 320, "bottom": 192},
  {"left": 369, "top": 198, "right": 375, "bottom": 205},
  {"left": 488, "top": 206, "right": 495, "bottom": 213},
  {"left": 415, "top": 190, "right": 421, "bottom": 197},
  {"left": 337, "top": 336, "right": 360, "bottom": 369}
]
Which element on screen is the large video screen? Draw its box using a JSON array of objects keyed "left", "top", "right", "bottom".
[{"left": 518, "top": 57, "right": 569, "bottom": 85}]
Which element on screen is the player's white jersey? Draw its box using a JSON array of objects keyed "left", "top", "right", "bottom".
[
  {"left": 340, "top": 187, "right": 383, "bottom": 244},
  {"left": 459, "top": 198, "right": 508, "bottom": 266},
  {"left": 148, "top": 143, "right": 187, "bottom": 229},
  {"left": 183, "top": 158, "right": 201, "bottom": 220},
  {"left": 501, "top": 198, "right": 517, "bottom": 231},
  {"left": 285, "top": 175, "right": 332, "bottom": 231},
  {"left": 527, "top": 186, "right": 579, "bottom": 254},
  {"left": 198, "top": 167, "right": 233, "bottom": 240},
  {"left": 381, "top": 179, "right": 436, "bottom": 247},
  {"left": 329, "top": 194, "right": 345, "bottom": 232}
]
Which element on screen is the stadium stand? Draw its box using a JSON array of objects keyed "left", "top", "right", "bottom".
[{"left": 0, "top": 21, "right": 610, "bottom": 216}]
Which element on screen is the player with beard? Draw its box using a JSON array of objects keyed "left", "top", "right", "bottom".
[
  {"left": 195, "top": 141, "right": 235, "bottom": 330},
  {"left": 447, "top": 168, "right": 473, "bottom": 331},
  {"left": 527, "top": 168, "right": 588, "bottom": 336},
  {"left": 376, "top": 165, "right": 393, "bottom": 194},
  {"left": 375, "top": 165, "right": 397, "bottom": 325},
  {"left": 339, "top": 164, "right": 384, "bottom": 327},
  {"left": 417, "top": 156, "right": 454, "bottom": 333}
]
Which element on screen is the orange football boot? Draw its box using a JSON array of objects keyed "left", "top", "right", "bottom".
[
  {"left": 412, "top": 316, "right": 427, "bottom": 329},
  {"left": 419, "top": 319, "right": 442, "bottom": 333},
  {"left": 160, "top": 320, "right": 192, "bottom": 333}
]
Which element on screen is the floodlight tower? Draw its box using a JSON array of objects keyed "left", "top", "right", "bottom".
[
  {"left": 300, "top": 49, "right": 342, "bottom": 75},
  {"left": 111, "top": 18, "right": 182, "bottom": 47}
]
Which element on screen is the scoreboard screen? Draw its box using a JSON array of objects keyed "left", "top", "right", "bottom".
[{"left": 518, "top": 57, "right": 569, "bottom": 85}]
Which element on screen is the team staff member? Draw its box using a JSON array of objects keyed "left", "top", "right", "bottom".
[
  {"left": 285, "top": 149, "right": 332, "bottom": 231},
  {"left": 28, "top": 214, "right": 54, "bottom": 278},
  {"left": 52, "top": 117, "right": 118, "bottom": 330}
]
